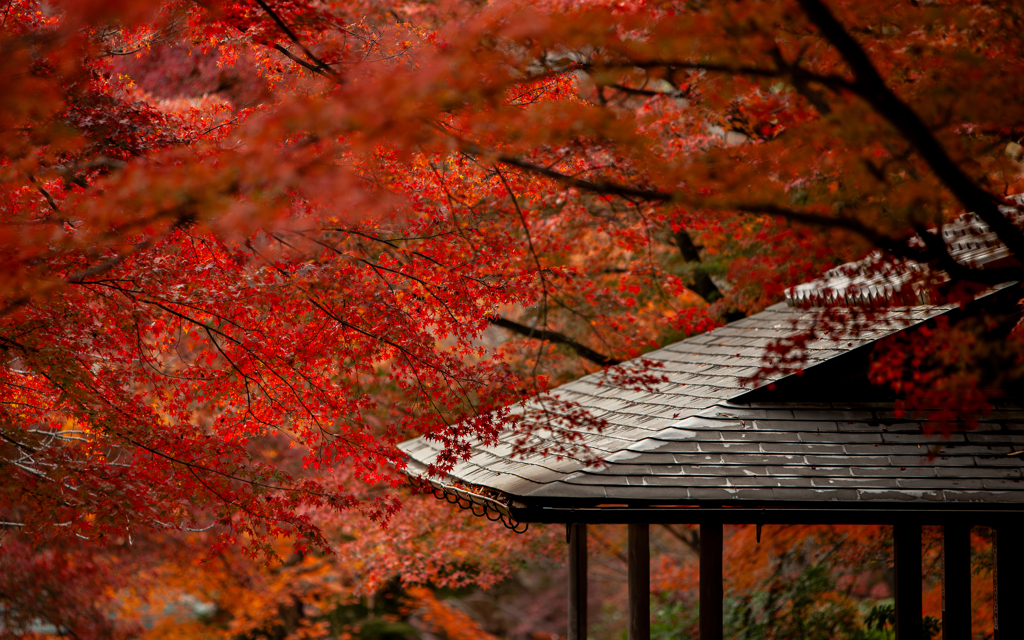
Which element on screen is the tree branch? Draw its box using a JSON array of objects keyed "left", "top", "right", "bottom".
[
  {"left": 485, "top": 147, "right": 1024, "bottom": 285},
  {"left": 490, "top": 150, "right": 672, "bottom": 202},
  {"left": 251, "top": 0, "right": 342, "bottom": 82},
  {"left": 487, "top": 315, "right": 622, "bottom": 366},
  {"left": 795, "top": 0, "right": 1024, "bottom": 259},
  {"left": 673, "top": 228, "right": 722, "bottom": 304},
  {"left": 731, "top": 202, "right": 1024, "bottom": 285},
  {"left": 660, "top": 523, "right": 700, "bottom": 555},
  {"left": 585, "top": 59, "right": 856, "bottom": 94},
  {"left": 272, "top": 43, "right": 326, "bottom": 76}
]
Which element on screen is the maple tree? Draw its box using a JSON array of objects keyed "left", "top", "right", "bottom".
[{"left": 1, "top": 0, "right": 1022, "bottom": 636}]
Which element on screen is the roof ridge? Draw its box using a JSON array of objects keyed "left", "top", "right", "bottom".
[{"left": 787, "top": 195, "right": 1023, "bottom": 308}]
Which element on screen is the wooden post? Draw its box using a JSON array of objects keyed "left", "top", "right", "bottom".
[
  {"left": 894, "top": 523, "right": 923, "bottom": 640},
  {"left": 628, "top": 523, "right": 650, "bottom": 640},
  {"left": 994, "top": 524, "right": 1023, "bottom": 640},
  {"left": 700, "top": 522, "right": 724, "bottom": 640},
  {"left": 568, "top": 523, "right": 587, "bottom": 640},
  {"left": 942, "top": 523, "right": 971, "bottom": 640}
]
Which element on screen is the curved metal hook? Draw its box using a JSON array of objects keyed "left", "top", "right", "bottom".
[{"left": 499, "top": 514, "right": 526, "bottom": 533}]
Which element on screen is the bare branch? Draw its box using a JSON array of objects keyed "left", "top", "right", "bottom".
[
  {"left": 487, "top": 315, "right": 622, "bottom": 366},
  {"left": 252, "top": 0, "right": 342, "bottom": 82}
]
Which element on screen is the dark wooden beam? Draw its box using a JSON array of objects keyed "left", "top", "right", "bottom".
[
  {"left": 568, "top": 523, "right": 587, "bottom": 640},
  {"left": 994, "top": 524, "right": 1023, "bottom": 640},
  {"left": 700, "top": 522, "right": 724, "bottom": 640},
  {"left": 894, "top": 523, "right": 923, "bottom": 640},
  {"left": 628, "top": 523, "right": 650, "bottom": 640},
  {"left": 942, "top": 523, "right": 971, "bottom": 640},
  {"left": 511, "top": 507, "right": 1024, "bottom": 526}
]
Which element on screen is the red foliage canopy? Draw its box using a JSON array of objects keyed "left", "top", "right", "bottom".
[{"left": 1, "top": 0, "right": 1021, "bottom": 595}]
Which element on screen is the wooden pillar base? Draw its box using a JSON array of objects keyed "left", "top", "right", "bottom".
[
  {"left": 994, "top": 524, "right": 1023, "bottom": 640},
  {"left": 568, "top": 523, "right": 587, "bottom": 640},
  {"left": 700, "top": 522, "right": 723, "bottom": 640},
  {"left": 628, "top": 523, "right": 650, "bottom": 640},
  {"left": 942, "top": 523, "right": 971, "bottom": 640}
]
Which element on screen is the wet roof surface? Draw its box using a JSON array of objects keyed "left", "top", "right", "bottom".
[
  {"left": 528, "top": 402, "right": 1024, "bottom": 505},
  {"left": 400, "top": 302, "right": 1024, "bottom": 512}
]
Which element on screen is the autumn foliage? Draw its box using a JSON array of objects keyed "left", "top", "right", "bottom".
[{"left": 1, "top": 0, "right": 1022, "bottom": 636}]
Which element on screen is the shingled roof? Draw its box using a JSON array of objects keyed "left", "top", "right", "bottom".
[
  {"left": 787, "top": 194, "right": 1024, "bottom": 308},
  {"left": 399, "top": 215, "right": 1024, "bottom": 525}
]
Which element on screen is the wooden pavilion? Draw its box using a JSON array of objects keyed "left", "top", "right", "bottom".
[{"left": 398, "top": 213, "right": 1024, "bottom": 640}]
